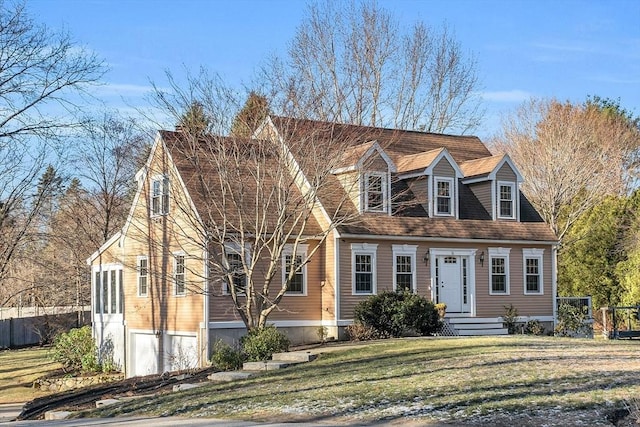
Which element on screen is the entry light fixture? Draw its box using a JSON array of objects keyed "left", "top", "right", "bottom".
[
  {"left": 479, "top": 251, "right": 485, "bottom": 267},
  {"left": 423, "top": 249, "right": 430, "bottom": 266}
]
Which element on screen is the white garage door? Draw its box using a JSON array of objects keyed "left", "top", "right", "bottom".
[
  {"left": 165, "top": 334, "right": 198, "bottom": 372},
  {"left": 131, "top": 333, "right": 159, "bottom": 377}
]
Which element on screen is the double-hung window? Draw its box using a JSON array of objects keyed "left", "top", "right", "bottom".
[
  {"left": 489, "top": 247, "right": 510, "bottom": 295},
  {"left": 283, "top": 244, "right": 308, "bottom": 295},
  {"left": 351, "top": 243, "right": 378, "bottom": 294},
  {"left": 435, "top": 177, "right": 454, "bottom": 216},
  {"left": 392, "top": 244, "right": 417, "bottom": 293},
  {"left": 364, "top": 173, "right": 387, "bottom": 213},
  {"left": 498, "top": 182, "right": 515, "bottom": 219},
  {"left": 224, "top": 244, "right": 250, "bottom": 295},
  {"left": 138, "top": 256, "right": 148, "bottom": 297},
  {"left": 523, "top": 249, "right": 544, "bottom": 295},
  {"left": 151, "top": 176, "right": 170, "bottom": 216},
  {"left": 174, "top": 254, "right": 186, "bottom": 296}
]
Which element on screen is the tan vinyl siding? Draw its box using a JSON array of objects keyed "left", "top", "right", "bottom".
[
  {"left": 433, "top": 158, "right": 455, "bottom": 177},
  {"left": 469, "top": 182, "right": 492, "bottom": 216},
  {"left": 496, "top": 163, "right": 517, "bottom": 181},
  {"left": 335, "top": 171, "right": 360, "bottom": 212},
  {"left": 366, "top": 153, "right": 390, "bottom": 172},
  {"left": 322, "top": 233, "right": 336, "bottom": 321},
  {"left": 121, "top": 141, "right": 205, "bottom": 333},
  {"left": 474, "top": 245, "right": 553, "bottom": 318},
  {"left": 407, "top": 176, "right": 428, "bottom": 212},
  {"left": 208, "top": 241, "right": 324, "bottom": 322},
  {"left": 339, "top": 239, "right": 432, "bottom": 320}
]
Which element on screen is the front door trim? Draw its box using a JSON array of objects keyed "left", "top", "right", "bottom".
[{"left": 429, "top": 248, "right": 477, "bottom": 316}]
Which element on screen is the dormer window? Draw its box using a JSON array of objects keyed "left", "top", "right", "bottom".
[
  {"left": 498, "top": 182, "right": 515, "bottom": 219},
  {"left": 435, "top": 177, "right": 454, "bottom": 216},
  {"left": 364, "top": 172, "right": 387, "bottom": 213}
]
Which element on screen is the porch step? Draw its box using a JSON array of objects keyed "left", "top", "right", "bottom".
[
  {"left": 242, "top": 361, "right": 292, "bottom": 371},
  {"left": 446, "top": 317, "right": 508, "bottom": 336}
]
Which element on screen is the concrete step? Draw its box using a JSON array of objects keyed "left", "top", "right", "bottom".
[
  {"left": 208, "top": 371, "right": 255, "bottom": 382},
  {"left": 271, "top": 351, "right": 318, "bottom": 363},
  {"left": 456, "top": 328, "right": 509, "bottom": 336},
  {"left": 243, "top": 361, "right": 291, "bottom": 371},
  {"left": 173, "top": 383, "right": 206, "bottom": 392},
  {"left": 453, "top": 323, "right": 506, "bottom": 330},
  {"left": 446, "top": 317, "right": 501, "bottom": 324}
]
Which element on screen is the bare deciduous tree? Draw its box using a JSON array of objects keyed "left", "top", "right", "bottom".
[
  {"left": 0, "top": 1, "right": 104, "bottom": 291},
  {"left": 142, "top": 70, "right": 377, "bottom": 330},
  {"left": 491, "top": 98, "right": 640, "bottom": 241},
  {"left": 259, "top": 0, "right": 482, "bottom": 134}
]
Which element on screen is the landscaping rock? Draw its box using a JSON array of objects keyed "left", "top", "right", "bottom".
[
  {"left": 44, "top": 411, "right": 71, "bottom": 420},
  {"left": 208, "top": 371, "right": 254, "bottom": 382}
]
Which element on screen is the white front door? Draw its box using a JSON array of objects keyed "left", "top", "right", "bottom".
[{"left": 438, "top": 256, "right": 462, "bottom": 312}]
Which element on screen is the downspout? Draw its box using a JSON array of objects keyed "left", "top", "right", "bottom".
[{"left": 334, "top": 233, "right": 340, "bottom": 329}]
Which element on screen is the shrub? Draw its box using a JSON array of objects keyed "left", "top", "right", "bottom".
[
  {"left": 51, "top": 326, "right": 100, "bottom": 373},
  {"left": 524, "top": 319, "right": 545, "bottom": 335},
  {"left": 502, "top": 304, "right": 519, "bottom": 334},
  {"left": 210, "top": 340, "right": 244, "bottom": 371},
  {"left": 345, "top": 322, "right": 387, "bottom": 341},
  {"left": 555, "top": 303, "right": 593, "bottom": 337},
  {"left": 353, "top": 291, "right": 440, "bottom": 338},
  {"left": 241, "top": 325, "right": 290, "bottom": 361}
]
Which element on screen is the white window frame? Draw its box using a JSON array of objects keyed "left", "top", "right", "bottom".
[
  {"left": 174, "top": 252, "right": 186, "bottom": 296},
  {"left": 434, "top": 177, "right": 455, "bottom": 217},
  {"left": 137, "top": 256, "right": 148, "bottom": 297},
  {"left": 523, "top": 248, "right": 545, "bottom": 295},
  {"left": 489, "top": 247, "right": 511, "bottom": 295},
  {"left": 392, "top": 244, "right": 417, "bottom": 293},
  {"left": 282, "top": 244, "right": 308, "bottom": 296},
  {"left": 351, "top": 243, "right": 378, "bottom": 295},
  {"left": 223, "top": 243, "right": 251, "bottom": 295},
  {"left": 92, "top": 264, "right": 123, "bottom": 316},
  {"left": 363, "top": 172, "right": 388, "bottom": 213},
  {"left": 497, "top": 181, "right": 516, "bottom": 219},
  {"left": 151, "top": 175, "right": 170, "bottom": 216}
]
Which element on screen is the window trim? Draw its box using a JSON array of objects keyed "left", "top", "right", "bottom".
[
  {"left": 137, "top": 256, "right": 148, "bottom": 297},
  {"left": 363, "top": 172, "right": 388, "bottom": 213},
  {"left": 497, "top": 181, "right": 516, "bottom": 219},
  {"left": 392, "top": 244, "right": 417, "bottom": 293},
  {"left": 92, "top": 264, "right": 123, "bottom": 316},
  {"left": 223, "top": 243, "right": 251, "bottom": 295},
  {"left": 434, "top": 177, "right": 455, "bottom": 217},
  {"left": 351, "top": 243, "right": 378, "bottom": 295},
  {"left": 523, "top": 248, "right": 545, "bottom": 295},
  {"left": 488, "top": 247, "right": 511, "bottom": 295},
  {"left": 151, "top": 175, "right": 170, "bottom": 216},
  {"left": 174, "top": 252, "right": 186, "bottom": 296},
  {"left": 282, "top": 244, "right": 308, "bottom": 296}
]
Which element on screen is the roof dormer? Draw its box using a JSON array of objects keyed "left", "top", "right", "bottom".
[
  {"left": 461, "top": 154, "right": 524, "bottom": 221},
  {"left": 396, "top": 148, "right": 463, "bottom": 219}
]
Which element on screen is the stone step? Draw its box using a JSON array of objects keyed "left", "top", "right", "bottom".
[
  {"left": 208, "top": 371, "right": 255, "bottom": 382},
  {"left": 95, "top": 399, "right": 120, "bottom": 408},
  {"left": 271, "top": 351, "right": 318, "bottom": 363},
  {"left": 243, "top": 361, "right": 291, "bottom": 371},
  {"left": 44, "top": 411, "right": 72, "bottom": 420},
  {"left": 173, "top": 383, "right": 206, "bottom": 392}
]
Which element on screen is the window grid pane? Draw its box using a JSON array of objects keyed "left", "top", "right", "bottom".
[
  {"left": 355, "top": 254, "right": 372, "bottom": 293},
  {"left": 395, "top": 255, "right": 413, "bottom": 292},
  {"left": 175, "top": 255, "right": 185, "bottom": 295},
  {"left": 227, "top": 252, "right": 246, "bottom": 293},
  {"left": 491, "top": 257, "right": 507, "bottom": 293},
  {"left": 500, "top": 185, "right": 513, "bottom": 217},
  {"left": 526, "top": 258, "right": 540, "bottom": 292},
  {"left": 139, "top": 258, "right": 148, "bottom": 296},
  {"left": 285, "top": 254, "right": 304, "bottom": 293},
  {"left": 437, "top": 181, "right": 451, "bottom": 214},
  {"left": 367, "top": 175, "right": 384, "bottom": 211}
]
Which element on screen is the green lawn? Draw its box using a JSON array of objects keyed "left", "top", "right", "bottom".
[
  {"left": 0, "top": 347, "right": 62, "bottom": 403},
  {"left": 85, "top": 336, "right": 640, "bottom": 425}
]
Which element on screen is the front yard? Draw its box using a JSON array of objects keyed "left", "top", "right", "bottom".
[
  {"left": 0, "top": 347, "right": 62, "bottom": 403},
  {"left": 83, "top": 336, "right": 640, "bottom": 426}
]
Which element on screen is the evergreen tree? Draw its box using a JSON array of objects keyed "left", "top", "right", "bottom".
[
  {"left": 230, "top": 92, "right": 270, "bottom": 137},
  {"left": 177, "top": 101, "right": 210, "bottom": 136}
]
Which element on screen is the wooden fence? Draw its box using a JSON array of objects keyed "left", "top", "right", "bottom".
[{"left": 0, "top": 311, "right": 90, "bottom": 348}]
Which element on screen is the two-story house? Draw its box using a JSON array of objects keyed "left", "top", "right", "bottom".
[{"left": 88, "top": 116, "right": 558, "bottom": 377}]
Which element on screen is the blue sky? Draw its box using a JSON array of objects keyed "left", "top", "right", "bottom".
[{"left": 30, "top": 0, "right": 640, "bottom": 139}]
